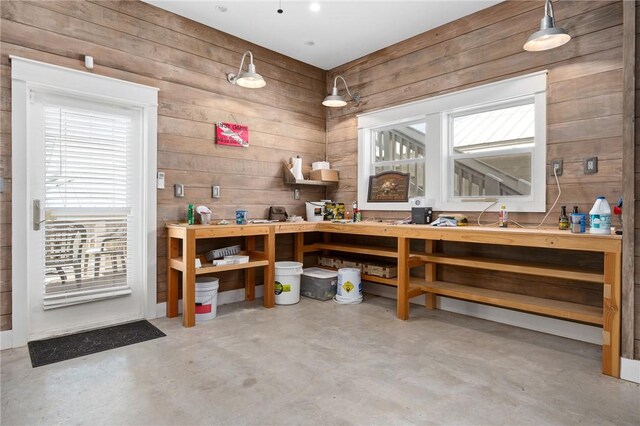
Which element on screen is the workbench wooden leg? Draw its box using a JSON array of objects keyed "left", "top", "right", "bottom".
[
  {"left": 602, "top": 251, "right": 621, "bottom": 377},
  {"left": 263, "top": 228, "right": 276, "bottom": 308},
  {"left": 424, "top": 240, "right": 437, "bottom": 310},
  {"left": 245, "top": 236, "right": 256, "bottom": 301},
  {"left": 182, "top": 229, "right": 196, "bottom": 327},
  {"left": 425, "top": 293, "right": 437, "bottom": 310},
  {"left": 167, "top": 236, "right": 180, "bottom": 318},
  {"left": 397, "top": 237, "right": 410, "bottom": 320},
  {"left": 294, "top": 232, "right": 305, "bottom": 263}
]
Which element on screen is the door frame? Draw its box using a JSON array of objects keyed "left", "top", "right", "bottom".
[{"left": 10, "top": 56, "right": 158, "bottom": 347}]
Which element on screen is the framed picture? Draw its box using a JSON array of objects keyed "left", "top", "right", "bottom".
[
  {"left": 367, "top": 171, "right": 410, "bottom": 203},
  {"left": 216, "top": 122, "right": 249, "bottom": 147}
]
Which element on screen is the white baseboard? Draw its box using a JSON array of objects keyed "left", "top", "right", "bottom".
[
  {"left": 362, "top": 282, "right": 603, "bottom": 345},
  {"left": 0, "top": 330, "right": 12, "bottom": 350},
  {"left": 620, "top": 357, "right": 640, "bottom": 384},
  {"left": 155, "top": 302, "right": 167, "bottom": 318},
  {"left": 155, "top": 284, "right": 265, "bottom": 318}
]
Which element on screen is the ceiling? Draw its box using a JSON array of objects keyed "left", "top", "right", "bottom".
[{"left": 143, "top": 0, "right": 504, "bottom": 70}]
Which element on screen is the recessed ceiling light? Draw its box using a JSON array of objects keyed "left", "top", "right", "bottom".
[
  {"left": 309, "top": 2, "right": 321, "bottom": 12},
  {"left": 215, "top": 5, "right": 227, "bottom": 13}
]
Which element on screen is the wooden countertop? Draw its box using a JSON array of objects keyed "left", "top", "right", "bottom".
[{"left": 166, "top": 221, "right": 621, "bottom": 252}]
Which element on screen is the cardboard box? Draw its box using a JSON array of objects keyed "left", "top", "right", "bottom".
[
  {"left": 318, "top": 256, "right": 340, "bottom": 268},
  {"left": 310, "top": 169, "right": 339, "bottom": 182},
  {"left": 339, "top": 259, "right": 364, "bottom": 270},
  {"left": 318, "top": 255, "right": 396, "bottom": 278},
  {"left": 363, "top": 263, "right": 398, "bottom": 278}
]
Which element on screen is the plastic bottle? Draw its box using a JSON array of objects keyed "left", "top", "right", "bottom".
[
  {"left": 498, "top": 205, "right": 508, "bottom": 228},
  {"left": 589, "top": 196, "right": 611, "bottom": 235},
  {"left": 187, "top": 203, "right": 195, "bottom": 225},
  {"left": 559, "top": 206, "right": 569, "bottom": 230},
  {"left": 352, "top": 201, "right": 358, "bottom": 223}
]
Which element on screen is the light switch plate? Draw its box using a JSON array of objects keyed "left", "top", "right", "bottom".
[
  {"left": 174, "top": 183, "right": 184, "bottom": 197},
  {"left": 212, "top": 185, "right": 220, "bottom": 198},
  {"left": 157, "top": 172, "right": 165, "bottom": 189},
  {"left": 584, "top": 157, "right": 598, "bottom": 174},
  {"left": 293, "top": 188, "right": 300, "bottom": 200}
]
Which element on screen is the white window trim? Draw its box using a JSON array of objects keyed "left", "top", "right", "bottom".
[
  {"left": 10, "top": 56, "right": 158, "bottom": 347},
  {"left": 357, "top": 71, "right": 547, "bottom": 212}
]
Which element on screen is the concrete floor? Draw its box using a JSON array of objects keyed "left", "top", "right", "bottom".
[{"left": 1, "top": 296, "right": 639, "bottom": 425}]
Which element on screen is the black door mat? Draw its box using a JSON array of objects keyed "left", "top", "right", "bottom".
[{"left": 28, "top": 320, "right": 166, "bottom": 367}]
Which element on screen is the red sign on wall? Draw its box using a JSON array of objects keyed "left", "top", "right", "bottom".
[{"left": 216, "top": 122, "right": 249, "bottom": 147}]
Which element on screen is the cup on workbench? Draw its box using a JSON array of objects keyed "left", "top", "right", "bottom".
[{"left": 235, "top": 210, "right": 248, "bottom": 225}]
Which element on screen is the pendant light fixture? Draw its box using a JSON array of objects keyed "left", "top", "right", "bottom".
[
  {"left": 227, "top": 51, "right": 266, "bottom": 88},
  {"left": 523, "top": 0, "right": 571, "bottom": 52},
  {"left": 322, "top": 75, "right": 360, "bottom": 108}
]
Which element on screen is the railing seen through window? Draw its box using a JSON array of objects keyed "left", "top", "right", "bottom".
[{"left": 372, "top": 123, "right": 426, "bottom": 198}]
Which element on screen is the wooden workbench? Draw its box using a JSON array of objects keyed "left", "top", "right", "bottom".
[{"left": 166, "top": 221, "right": 622, "bottom": 377}]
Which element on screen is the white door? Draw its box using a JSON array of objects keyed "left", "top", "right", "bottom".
[
  {"left": 25, "top": 91, "right": 145, "bottom": 340},
  {"left": 11, "top": 56, "right": 157, "bottom": 347}
]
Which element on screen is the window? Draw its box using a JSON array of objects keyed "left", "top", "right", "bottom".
[
  {"left": 358, "top": 72, "right": 547, "bottom": 212},
  {"left": 371, "top": 122, "right": 426, "bottom": 198},
  {"left": 42, "top": 95, "right": 139, "bottom": 308},
  {"left": 449, "top": 99, "right": 535, "bottom": 198}
]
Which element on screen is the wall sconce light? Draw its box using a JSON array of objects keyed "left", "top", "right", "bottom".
[
  {"left": 322, "top": 75, "right": 360, "bottom": 107},
  {"left": 227, "top": 51, "right": 266, "bottom": 88},
  {"left": 523, "top": 0, "right": 571, "bottom": 52}
]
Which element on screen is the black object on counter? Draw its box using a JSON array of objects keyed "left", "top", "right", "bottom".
[{"left": 412, "top": 207, "right": 433, "bottom": 224}]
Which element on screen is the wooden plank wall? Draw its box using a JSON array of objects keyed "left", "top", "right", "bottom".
[
  {"left": 327, "top": 0, "right": 624, "bottom": 224},
  {"left": 634, "top": 0, "right": 640, "bottom": 360},
  {"left": 0, "top": 0, "right": 326, "bottom": 331},
  {"left": 325, "top": 0, "right": 630, "bottom": 342}
]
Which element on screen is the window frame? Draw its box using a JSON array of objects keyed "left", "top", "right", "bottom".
[{"left": 357, "top": 71, "right": 547, "bottom": 212}]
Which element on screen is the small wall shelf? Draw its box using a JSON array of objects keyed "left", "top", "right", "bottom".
[{"left": 282, "top": 164, "right": 337, "bottom": 186}]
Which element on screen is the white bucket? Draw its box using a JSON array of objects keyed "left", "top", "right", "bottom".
[
  {"left": 335, "top": 267, "right": 363, "bottom": 304},
  {"left": 305, "top": 201, "right": 325, "bottom": 222},
  {"left": 274, "top": 261, "right": 303, "bottom": 305},
  {"left": 195, "top": 277, "right": 219, "bottom": 321}
]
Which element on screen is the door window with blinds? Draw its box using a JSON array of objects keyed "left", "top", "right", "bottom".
[{"left": 40, "top": 93, "right": 140, "bottom": 308}]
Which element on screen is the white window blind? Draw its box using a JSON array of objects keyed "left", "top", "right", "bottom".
[{"left": 42, "top": 99, "right": 137, "bottom": 308}]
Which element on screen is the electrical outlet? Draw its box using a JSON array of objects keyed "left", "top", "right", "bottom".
[
  {"left": 293, "top": 188, "right": 300, "bottom": 200},
  {"left": 157, "top": 172, "right": 165, "bottom": 189},
  {"left": 551, "top": 159, "right": 563, "bottom": 176},
  {"left": 212, "top": 185, "right": 220, "bottom": 198},
  {"left": 174, "top": 183, "right": 184, "bottom": 197},
  {"left": 584, "top": 157, "right": 598, "bottom": 174}
]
